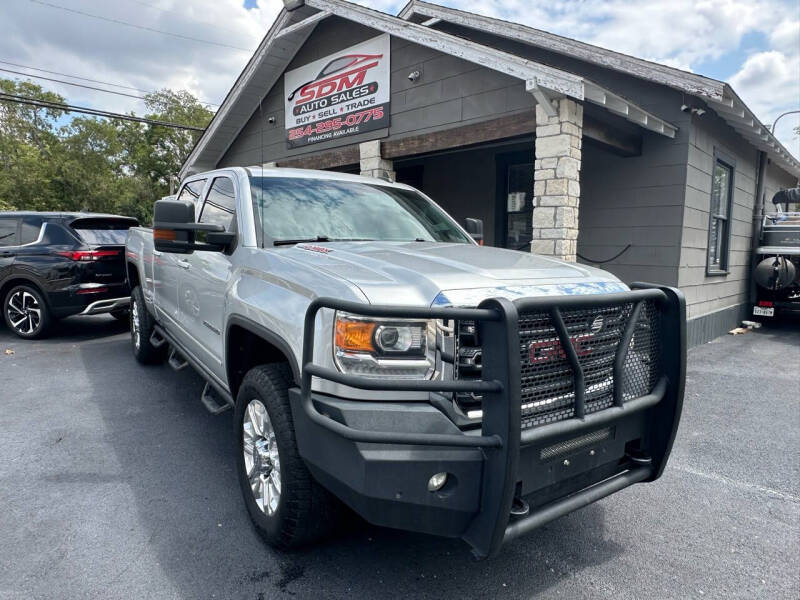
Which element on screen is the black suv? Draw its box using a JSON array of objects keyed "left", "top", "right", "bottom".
[{"left": 0, "top": 212, "right": 138, "bottom": 339}]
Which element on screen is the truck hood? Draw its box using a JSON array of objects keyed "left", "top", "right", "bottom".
[{"left": 278, "top": 241, "right": 626, "bottom": 305}]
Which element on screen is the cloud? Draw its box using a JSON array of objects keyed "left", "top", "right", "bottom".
[
  {"left": 0, "top": 0, "right": 283, "bottom": 113},
  {"left": 729, "top": 19, "right": 800, "bottom": 157}
]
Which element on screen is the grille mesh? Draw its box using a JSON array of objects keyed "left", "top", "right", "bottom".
[{"left": 455, "top": 299, "right": 662, "bottom": 430}]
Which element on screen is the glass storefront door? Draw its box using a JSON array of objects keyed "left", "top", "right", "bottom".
[{"left": 496, "top": 151, "right": 534, "bottom": 250}]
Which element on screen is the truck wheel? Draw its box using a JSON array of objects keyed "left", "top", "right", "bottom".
[
  {"left": 3, "top": 284, "right": 51, "bottom": 339},
  {"left": 235, "top": 363, "right": 338, "bottom": 549},
  {"left": 130, "top": 286, "right": 166, "bottom": 364}
]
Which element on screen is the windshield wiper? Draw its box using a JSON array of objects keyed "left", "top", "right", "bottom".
[
  {"left": 273, "top": 236, "right": 378, "bottom": 246},
  {"left": 273, "top": 235, "right": 330, "bottom": 246}
]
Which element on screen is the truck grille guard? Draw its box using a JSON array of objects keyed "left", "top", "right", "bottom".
[{"left": 299, "top": 283, "right": 686, "bottom": 558}]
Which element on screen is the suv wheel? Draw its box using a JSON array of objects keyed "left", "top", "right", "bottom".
[
  {"left": 3, "top": 285, "right": 51, "bottom": 339},
  {"left": 235, "top": 363, "right": 339, "bottom": 549},
  {"left": 130, "top": 286, "right": 167, "bottom": 364}
]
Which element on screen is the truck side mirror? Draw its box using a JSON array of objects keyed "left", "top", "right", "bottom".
[
  {"left": 465, "top": 218, "right": 484, "bottom": 245},
  {"left": 153, "top": 199, "right": 231, "bottom": 254}
]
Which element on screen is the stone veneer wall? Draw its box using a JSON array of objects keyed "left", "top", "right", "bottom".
[{"left": 531, "top": 99, "right": 584, "bottom": 261}]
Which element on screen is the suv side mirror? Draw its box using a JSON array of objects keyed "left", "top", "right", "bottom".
[
  {"left": 464, "top": 218, "right": 484, "bottom": 245},
  {"left": 153, "top": 199, "right": 232, "bottom": 254}
]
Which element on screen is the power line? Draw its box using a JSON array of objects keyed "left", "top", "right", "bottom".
[
  {"left": 0, "top": 60, "right": 219, "bottom": 106},
  {"left": 0, "top": 59, "right": 150, "bottom": 93},
  {"left": 0, "top": 67, "right": 148, "bottom": 100},
  {"left": 27, "top": 0, "right": 251, "bottom": 52},
  {"left": 0, "top": 92, "right": 206, "bottom": 131}
]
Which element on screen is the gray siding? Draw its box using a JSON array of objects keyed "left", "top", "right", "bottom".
[
  {"left": 435, "top": 22, "right": 692, "bottom": 130},
  {"left": 218, "top": 17, "right": 533, "bottom": 168},
  {"left": 576, "top": 123, "right": 689, "bottom": 287},
  {"left": 678, "top": 112, "right": 761, "bottom": 320}
]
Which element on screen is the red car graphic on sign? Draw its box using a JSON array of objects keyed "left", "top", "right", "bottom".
[{"left": 287, "top": 53, "right": 383, "bottom": 104}]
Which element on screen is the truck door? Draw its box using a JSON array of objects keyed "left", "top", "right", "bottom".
[
  {"left": 178, "top": 176, "right": 236, "bottom": 381},
  {"left": 155, "top": 178, "right": 207, "bottom": 332}
]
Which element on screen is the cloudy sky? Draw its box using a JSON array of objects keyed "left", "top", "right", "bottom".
[{"left": 1, "top": 0, "right": 798, "bottom": 157}]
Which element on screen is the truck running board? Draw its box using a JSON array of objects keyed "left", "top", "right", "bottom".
[
  {"left": 149, "top": 329, "right": 167, "bottom": 349},
  {"left": 201, "top": 383, "right": 231, "bottom": 414},
  {"left": 168, "top": 348, "right": 188, "bottom": 371}
]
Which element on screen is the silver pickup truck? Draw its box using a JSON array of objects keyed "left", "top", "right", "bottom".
[{"left": 125, "top": 166, "right": 686, "bottom": 558}]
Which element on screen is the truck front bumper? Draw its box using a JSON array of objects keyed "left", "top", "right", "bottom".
[{"left": 292, "top": 285, "right": 685, "bottom": 558}]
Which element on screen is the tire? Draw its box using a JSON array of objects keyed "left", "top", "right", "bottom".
[
  {"left": 110, "top": 309, "right": 129, "bottom": 322},
  {"left": 235, "top": 363, "right": 339, "bottom": 549},
  {"left": 130, "top": 286, "right": 167, "bottom": 364},
  {"left": 3, "top": 284, "right": 51, "bottom": 339}
]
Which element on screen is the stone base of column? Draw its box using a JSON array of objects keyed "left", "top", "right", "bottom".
[{"left": 359, "top": 140, "right": 395, "bottom": 181}]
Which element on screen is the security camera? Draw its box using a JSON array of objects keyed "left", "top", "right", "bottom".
[
  {"left": 267, "top": 115, "right": 276, "bottom": 125},
  {"left": 408, "top": 70, "right": 421, "bottom": 82}
]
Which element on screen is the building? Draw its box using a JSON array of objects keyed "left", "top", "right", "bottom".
[{"left": 180, "top": 0, "right": 800, "bottom": 346}]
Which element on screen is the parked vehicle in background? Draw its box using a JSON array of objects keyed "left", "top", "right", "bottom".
[
  {"left": 0, "top": 212, "right": 138, "bottom": 339},
  {"left": 752, "top": 188, "right": 800, "bottom": 319},
  {"left": 125, "top": 167, "right": 686, "bottom": 558}
]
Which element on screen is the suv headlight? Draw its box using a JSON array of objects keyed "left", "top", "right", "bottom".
[{"left": 333, "top": 312, "right": 436, "bottom": 379}]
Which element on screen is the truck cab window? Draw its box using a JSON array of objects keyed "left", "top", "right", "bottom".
[
  {"left": 177, "top": 179, "right": 207, "bottom": 206},
  {"left": 199, "top": 177, "right": 236, "bottom": 231}
]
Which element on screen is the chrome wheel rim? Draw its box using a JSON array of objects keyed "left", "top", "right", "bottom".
[
  {"left": 131, "top": 298, "right": 141, "bottom": 351},
  {"left": 242, "top": 399, "right": 281, "bottom": 516},
  {"left": 7, "top": 291, "right": 41, "bottom": 335}
]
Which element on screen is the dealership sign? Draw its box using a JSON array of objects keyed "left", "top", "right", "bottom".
[{"left": 284, "top": 34, "right": 390, "bottom": 149}]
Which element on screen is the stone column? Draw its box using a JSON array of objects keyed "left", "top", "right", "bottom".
[
  {"left": 359, "top": 140, "right": 395, "bottom": 181},
  {"left": 531, "top": 98, "right": 583, "bottom": 261}
]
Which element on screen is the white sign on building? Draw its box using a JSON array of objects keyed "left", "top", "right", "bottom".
[{"left": 284, "top": 34, "right": 391, "bottom": 149}]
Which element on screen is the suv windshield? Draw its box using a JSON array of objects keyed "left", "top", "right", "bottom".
[{"left": 250, "top": 177, "right": 471, "bottom": 246}]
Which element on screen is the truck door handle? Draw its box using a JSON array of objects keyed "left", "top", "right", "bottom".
[{"left": 177, "top": 260, "right": 191, "bottom": 270}]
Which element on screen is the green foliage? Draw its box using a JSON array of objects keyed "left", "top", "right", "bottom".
[{"left": 0, "top": 79, "right": 213, "bottom": 223}]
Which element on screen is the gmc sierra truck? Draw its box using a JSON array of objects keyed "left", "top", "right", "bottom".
[{"left": 125, "top": 166, "right": 686, "bottom": 558}]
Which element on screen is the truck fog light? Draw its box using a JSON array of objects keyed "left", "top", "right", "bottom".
[{"left": 427, "top": 472, "right": 448, "bottom": 492}]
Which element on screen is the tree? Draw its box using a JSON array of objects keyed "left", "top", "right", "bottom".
[
  {"left": 0, "top": 79, "right": 213, "bottom": 222},
  {"left": 128, "top": 89, "right": 213, "bottom": 222},
  {"left": 0, "top": 80, "right": 64, "bottom": 211}
]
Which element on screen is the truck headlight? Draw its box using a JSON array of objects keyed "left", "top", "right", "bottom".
[{"left": 333, "top": 312, "right": 436, "bottom": 379}]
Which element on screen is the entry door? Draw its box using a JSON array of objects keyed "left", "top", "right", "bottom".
[
  {"left": 496, "top": 152, "right": 534, "bottom": 250},
  {"left": 179, "top": 176, "right": 236, "bottom": 381}
]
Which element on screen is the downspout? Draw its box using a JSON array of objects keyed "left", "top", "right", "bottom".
[{"left": 749, "top": 151, "right": 768, "bottom": 305}]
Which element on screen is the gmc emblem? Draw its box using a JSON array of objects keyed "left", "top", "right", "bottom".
[{"left": 529, "top": 334, "right": 593, "bottom": 364}]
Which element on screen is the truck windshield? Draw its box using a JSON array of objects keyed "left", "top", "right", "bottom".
[{"left": 249, "top": 177, "right": 471, "bottom": 246}]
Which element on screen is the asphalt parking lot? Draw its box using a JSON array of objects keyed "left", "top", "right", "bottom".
[{"left": 1, "top": 316, "right": 798, "bottom": 599}]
